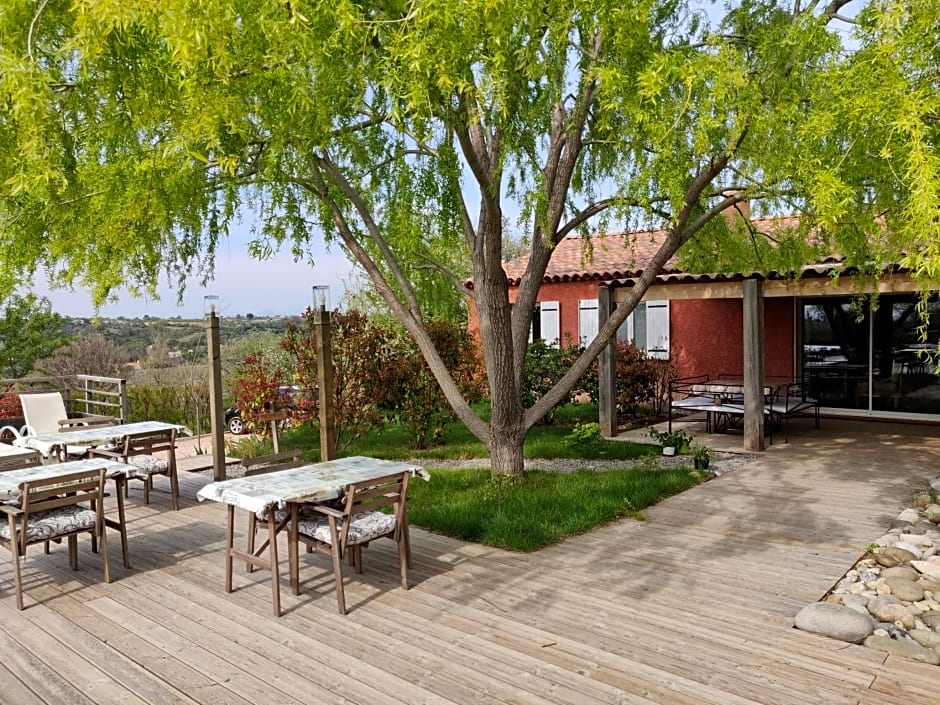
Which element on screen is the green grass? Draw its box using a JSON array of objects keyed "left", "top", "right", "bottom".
[
  {"left": 226, "top": 403, "right": 705, "bottom": 552},
  {"left": 408, "top": 465, "right": 704, "bottom": 551},
  {"left": 265, "top": 402, "right": 658, "bottom": 462}
]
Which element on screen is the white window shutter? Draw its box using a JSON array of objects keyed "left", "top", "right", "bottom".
[
  {"left": 578, "top": 299, "right": 599, "bottom": 346},
  {"left": 645, "top": 300, "right": 670, "bottom": 359},
  {"left": 540, "top": 301, "right": 560, "bottom": 346}
]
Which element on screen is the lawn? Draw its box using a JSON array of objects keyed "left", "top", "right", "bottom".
[{"left": 231, "top": 403, "right": 708, "bottom": 551}]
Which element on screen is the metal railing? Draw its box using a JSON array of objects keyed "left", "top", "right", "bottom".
[{"left": 0, "top": 375, "right": 129, "bottom": 424}]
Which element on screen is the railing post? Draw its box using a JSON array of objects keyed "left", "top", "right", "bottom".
[{"left": 313, "top": 307, "right": 336, "bottom": 460}]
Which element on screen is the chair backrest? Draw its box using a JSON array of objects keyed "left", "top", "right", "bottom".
[
  {"left": 17, "top": 468, "right": 106, "bottom": 549},
  {"left": 121, "top": 428, "right": 177, "bottom": 458},
  {"left": 19, "top": 392, "right": 70, "bottom": 436},
  {"left": 0, "top": 451, "right": 43, "bottom": 472},
  {"left": 242, "top": 449, "right": 305, "bottom": 477},
  {"left": 343, "top": 471, "right": 410, "bottom": 520}
]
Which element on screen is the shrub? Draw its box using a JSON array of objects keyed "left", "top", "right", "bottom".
[
  {"left": 565, "top": 422, "right": 602, "bottom": 447},
  {"left": 521, "top": 339, "right": 582, "bottom": 423},
  {"left": 647, "top": 426, "right": 692, "bottom": 452},
  {"left": 281, "top": 309, "right": 390, "bottom": 449},
  {"left": 229, "top": 352, "right": 285, "bottom": 435}
]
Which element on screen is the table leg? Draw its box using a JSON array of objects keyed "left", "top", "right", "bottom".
[
  {"left": 225, "top": 505, "right": 235, "bottom": 593},
  {"left": 267, "top": 506, "right": 281, "bottom": 617}
]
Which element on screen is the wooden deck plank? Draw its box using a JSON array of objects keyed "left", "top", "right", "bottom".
[{"left": 0, "top": 419, "right": 938, "bottom": 705}]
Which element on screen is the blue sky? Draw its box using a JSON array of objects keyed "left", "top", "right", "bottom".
[{"left": 35, "top": 225, "right": 358, "bottom": 319}]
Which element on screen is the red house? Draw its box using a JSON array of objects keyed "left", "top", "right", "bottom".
[{"left": 471, "top": 217, "right": 940, "bottom": 424}]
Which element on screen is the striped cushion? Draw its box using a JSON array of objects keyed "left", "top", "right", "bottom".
[
  {"left": 0, "top": 505, "right": 96, "bottom": 542},
  {"left": 126, "top": 455, "right": 169, "bottom": 477},
  {"left": 295, "top": 511, "right": 396, "bottom": 545}
]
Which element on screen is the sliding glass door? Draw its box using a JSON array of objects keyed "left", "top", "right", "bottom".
[{"left": 801, "top": 295, "right": 940, "bottom": 414}]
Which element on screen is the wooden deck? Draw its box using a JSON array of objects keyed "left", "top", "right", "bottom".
[{"left": 1, "top": 419, "right": 938, "bottom": 705}]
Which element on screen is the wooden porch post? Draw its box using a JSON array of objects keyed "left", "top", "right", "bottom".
[
  {"left": 598, "top": 286, "right": 617, "bottom": 438},
  {"left": 314, "top": 307, "right": 337, "bottom": 461},
  {"left": 206, "top": 310, "right": 227, "bottom": 481},
  {"left": 743, "top": 278, "right": 765, "bottom": 452}
]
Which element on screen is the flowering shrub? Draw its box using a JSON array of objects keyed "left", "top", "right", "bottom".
[{"left": 229, "top": 352, "right": 284, "bottom": 435}]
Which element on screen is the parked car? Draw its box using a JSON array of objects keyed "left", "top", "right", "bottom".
[{"left": 225, "top": 385, "right": 317, "bottom": 435}]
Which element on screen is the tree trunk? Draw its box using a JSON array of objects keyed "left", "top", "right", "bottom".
[{"left": 489, "top": 418, "right": 526, "bottom": 477}]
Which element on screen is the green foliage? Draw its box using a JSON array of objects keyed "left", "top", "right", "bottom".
[
  {"left": 1, "top": 1, "right": 937, "bottom": 475},
  {"left": 127, "top": 382, "right": 207, "bottom": 431},
  {"left": 521, "top": 339, "right": 583, "bottom": 423},
  {"left": 689, "top": 441, "right": 711, "bottom": 461},
  {"left": 647, "top": 427, "right": 693, "bottom": 452},
  {"left": 407, "top": 467, "right": 702, "bottom": 552},
  {"left": 565, "top": 422, "right": 602, "bottom": 448},
  {"left": 578, "top": 340, "right": 666, "bottom": 418},
  {"left": 0, "top": 295, "right": 70, "bottom": 377},
  {"left": 281, "top": 309, "right": 391, "bottom": 449},
  {"left": 229, "top": 352, "right": 285, "bottom": 435},
  {"left": 377, "top": 319, "right": 486, "bottom": 448}
]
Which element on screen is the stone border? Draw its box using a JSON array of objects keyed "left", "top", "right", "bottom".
[{"left": 794, "top": 476, "right": 940, "bottom": 666}]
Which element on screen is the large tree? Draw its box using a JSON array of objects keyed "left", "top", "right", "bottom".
[
  {"left": 0, "top": 294, "right": 70, "bottom": 378},
  {"left": 0, "top": 1, "right": 937, "bottom": 474}
]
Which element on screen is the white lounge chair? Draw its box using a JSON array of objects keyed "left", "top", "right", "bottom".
[{"left": 18, "top": 392, "right": 89, "bottom": 458}]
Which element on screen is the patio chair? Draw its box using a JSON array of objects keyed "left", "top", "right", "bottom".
[
  {"left": 243, "top": 449, "right": 306, "bottom": 572},
  {"left": 18, "top": 392, "right": 90, "bottom": 458},
  {"left": 88, "top": 428, "right": 180, "bottom": 510},
  {"left": 0, "top": 467, "right": 110, "bottom": 610},
  {"left": 0, "top": 445, "right": 42, "bottom": 470},
  {"left": 288, "top": 470, "right": 411, "bottom": 615}
]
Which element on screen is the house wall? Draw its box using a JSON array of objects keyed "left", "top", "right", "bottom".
[
  {"left": 470, "top": 283, "right": 796, "bottom": 378},
  {"left": 468, "top": 280, "right": 601, "bottom": 345},
  {"left": 670, "top": 298, "right": 794, "bottom": 379}
]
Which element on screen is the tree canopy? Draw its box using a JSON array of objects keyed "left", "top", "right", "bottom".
[
  {"left": 1, "top": 1, "right": 937, "bottom": 473},
  {"left": 0, "top": 294, "right": 69, "bottom": 378}
]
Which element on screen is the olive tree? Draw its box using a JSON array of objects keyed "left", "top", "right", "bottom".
[{"left": 0, "top": 1, "right": 937, "bottom": 474}]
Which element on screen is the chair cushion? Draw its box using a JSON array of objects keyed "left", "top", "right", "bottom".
[
  {"left": 295, "top": 510, "right": 396, "bottom": 546},
  {"left": 126, "top": 455, "right": 169, "bottom": 477},
  {"left": 0, "top": 505, "right": 97, "bottom": 542},
  {"left": 254, "top": 503, "right": 320, "bottom": 523}
]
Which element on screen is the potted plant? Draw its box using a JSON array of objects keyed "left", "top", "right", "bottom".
[
  {"left": 690, "top": 441, "right": 711, "bottom": 470},
  {"left": 648, "top": 427, "right": 692, "bottom": 456}
]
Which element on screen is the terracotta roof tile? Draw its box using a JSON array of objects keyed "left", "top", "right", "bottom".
[{"left": 502, "top": 216, "right": 806, "bottom": 285}]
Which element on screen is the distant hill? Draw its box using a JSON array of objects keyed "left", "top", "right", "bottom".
[{"left": 65, "top": 315, "right": 302, "bottom": 363}]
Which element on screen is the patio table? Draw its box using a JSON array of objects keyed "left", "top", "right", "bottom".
[
  {"left": 0, "top": 458, "right": 134, "bottom": 568},
  {"left": 196, "top": 456, "right": 428, "bottom": 616},
  {"left": 12, "top": 421, "right": 190, "bottom": 460}
]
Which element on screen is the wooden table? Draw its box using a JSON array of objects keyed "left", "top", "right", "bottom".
[
  {"left": 196, "top": 456, "right": 427, "bottom": 616},
  {"left": 0, "top": 458, "right": 134, "bottom": 568},
  {"left": 12, "top": 421, "right": 189, "bottom": 460}
]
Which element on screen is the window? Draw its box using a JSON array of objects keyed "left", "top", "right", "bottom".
[
  {"left": 616, "top": 300, "right": 670, "bottom": 359},
  {"left": 578, "top": 299, "right": 599, "bottom": 346},
  {"left": 531, "top": 301, "right": 560, "bottom": 345}
]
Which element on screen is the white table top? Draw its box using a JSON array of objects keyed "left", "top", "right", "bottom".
[
  {"left": 12, "top": 421, "right": 189, "bottom": 458},
  {"left": 0, "top": 458, "right": 131, "bottom": 504},
  {"left": 197, "top": 456, "right": 427, "bottom": 514}
]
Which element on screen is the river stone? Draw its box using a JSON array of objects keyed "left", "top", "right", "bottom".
[
  {"left": 876, "top": 547, "right": 917, "bottom": 567},
  {"left": 898, "top": 508, "right": 921, "bottom": 523},
  {"left": 884, "top": 577, "right": 925, "bottom": 602},
  {"left": 794, "top": 603, "right": 874, "bottom": 644},
  {"left": 895, "top": 541, "right": 924, "bottom": 557},
  {"left": 912, "top": 560, "right": 940, "bottom": 581},
  {"left": 840, "top": 593, "right": 869, "bottom": 608},
  {"left": 874, "top": 533, "right": 899, "bottom": 547},
  {"left": 921, "top": 611, "right": 940, "bottom": 629},
  {"left": 882, "top": 565, "right": 920, "bottom": 581},
  {"left": 863, "top": 635, "right": 940, "bottom": 665},
  {"left": 927, "top": 504, "right": 940, "bottom": 524},
  {"left": 911, "top": 629, "right": 940, "bottom": 650},
  {"left": 919, "top": 577, "right": 940, "bottom": 594},
  {"left": 931, "top": 477, "right": 940, "bottom": 493},
  {"left": 868, "top": 595, "right": 905, "bottom": 622}
]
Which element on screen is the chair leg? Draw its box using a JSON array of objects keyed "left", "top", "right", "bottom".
[
  {"left": 99, "top": 522, "right": 111, "bottom": 584},
  {"left": 397, "top": 532, "right": 409, "bottom": 590},
  {"left": 289, "top": 505, "right": 300, "bottom": 596},
  {"left": 224, "top": 505, "right": 235, "bottom": 594},
  {"left": 330, "top": 540, "right": 346, "bottom": 615},
  {"left": 169, "top": 466, "right": 180, "bottom": 511},
  {"left": 68, "top": 535, "right": 78, "bottom": 570},
  {"left": 143, "top": 477, "right": 151, "bottom": 505},
  {"left": 10, "top": 517, "right": 24, "bottom": 610}
]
